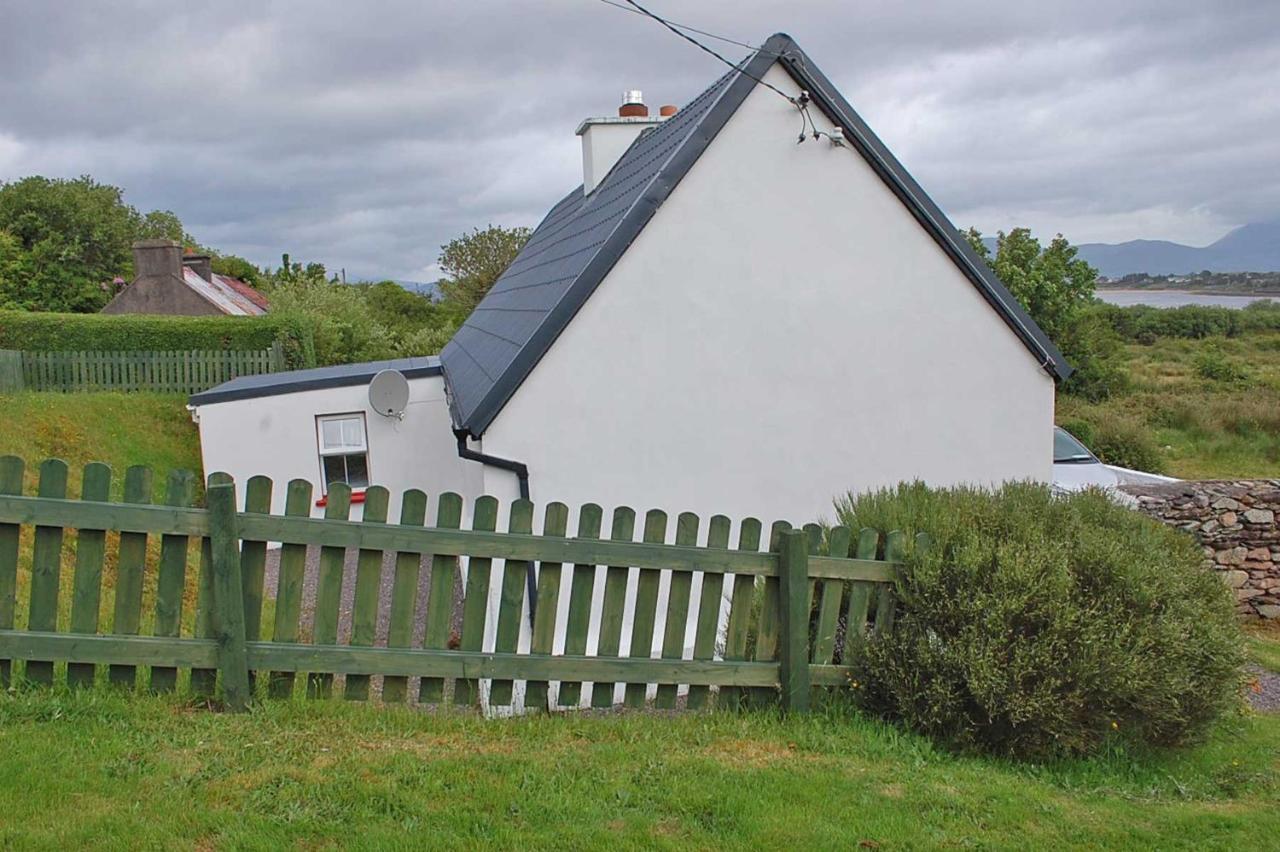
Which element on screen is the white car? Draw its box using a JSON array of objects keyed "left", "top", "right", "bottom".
[{"left": 1052, "top": 426, "right": 1177, "bottom": 498}]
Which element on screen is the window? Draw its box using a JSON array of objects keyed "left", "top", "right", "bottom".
[{"left": 316, "top": 413, "right": 369, "bottom": 489}]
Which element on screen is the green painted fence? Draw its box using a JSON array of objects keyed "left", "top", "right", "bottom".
[
  {"left": 0, "top": 345, "right": 284, "bottom": 394},
  {"left": 0, "top": 457, "right": 914, "bottom": 714}
]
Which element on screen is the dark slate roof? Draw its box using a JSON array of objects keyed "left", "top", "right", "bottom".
[
  {"left": 189, "top": 356, "right": 441, "bottom": 406},
  {"left": 441, "top": 33, "right": 1071, "bottom": 437}
]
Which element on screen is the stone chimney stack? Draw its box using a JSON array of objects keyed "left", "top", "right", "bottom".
[
  {"left": 132, "top": 239, "right": 183, "bottom": 281},
  {"left": 182, "top": 251, "right": 213, "bottom": 282}
]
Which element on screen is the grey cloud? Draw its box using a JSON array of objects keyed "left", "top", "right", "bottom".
[{"left": 1, "top": 0, "right": 1276, "bottom": 278}]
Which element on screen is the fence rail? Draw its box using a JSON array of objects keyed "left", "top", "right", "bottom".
[
  {"left": 0, "top": 456, "right": 918, "bottom": 714},
  {"left": 0, "top": 345, "right": 283, "bottom": 394}
]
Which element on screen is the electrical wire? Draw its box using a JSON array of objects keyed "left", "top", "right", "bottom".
[
  {"left": 613, "top": 0, "right": 799, "bottom": 105},
  {"left": 592, "top": 0, "right": 783, "bottom": 56}
]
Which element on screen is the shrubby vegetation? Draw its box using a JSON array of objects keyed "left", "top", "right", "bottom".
[
  {"left": 0, "top": 175, "right": 256, "bottom": 312},
  {"left": 837, "top": 481, "right": 1245, "bottom": 760},
  {"left": 1093, "top": 300, "right": 1280, "bottom": 342},
  {"left": 965, "top": 227, "right": 1128, "bottom": 401},
  {"left": 0, "top": 310, "right": 316, "bottom": 368},
  {"left": 1058, "top": 412, "right": 1166, "bottom": 473},
  {"left": 0, "top": 174, "right": 530, "bottom": 367},
  {"left": 964, "top": 225, "right": 1280, "bottom": 475},
  {"left": 256, "top": 255, "right": 468, "bottom": 366}
]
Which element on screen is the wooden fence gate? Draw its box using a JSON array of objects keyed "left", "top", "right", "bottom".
[{"left": 0, "top": 457, "right": 917, "bottom": 714}]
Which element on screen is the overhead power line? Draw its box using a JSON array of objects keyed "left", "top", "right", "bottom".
[
  {"left": 595, "top": 0, "right": 799, "bottom": 105},
  {"left": 593, "top": 0, "right": 780, "bottom": 55}
]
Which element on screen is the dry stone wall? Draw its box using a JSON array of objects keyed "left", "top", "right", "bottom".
[{"left": 1123, "top": 481, "right": 1280, "bottom": 619}]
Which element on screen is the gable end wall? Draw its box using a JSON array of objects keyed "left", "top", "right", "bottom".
[
  {"left": 479, "top": 64, "right": 1055, "bottom": 523},
  {"left": 102, "top": 275, "right": 226, "bottom": 316}
]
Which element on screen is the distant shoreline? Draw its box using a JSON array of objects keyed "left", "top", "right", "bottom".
[{"left": 1096, "top": 286, "right": 1280, "bottom": 297}]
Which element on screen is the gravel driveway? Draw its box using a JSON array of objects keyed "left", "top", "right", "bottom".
[{"left": 1248, "top": 666, "right": 1280, "bottom": 713}]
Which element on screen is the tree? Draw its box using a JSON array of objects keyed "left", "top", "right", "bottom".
[
  {"left": 0, "top": 174, "right": 208, "bottom": 312},
  {"left": 965, "top": 227, "right": 1125, "bottom": 400},
  {"left": 437, "top": 224, "right": 530, "bottom": 313},
  {"left": 964, "top": 227, "right": 1096, "bottom": 342},
  {"left": 211, "top": 254, "right": 262, "bottom": 287},
  {"left": 137, "top": 209, "right": 199, "bottom": 248}
]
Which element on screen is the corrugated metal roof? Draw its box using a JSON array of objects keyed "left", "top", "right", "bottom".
[
  {"left": 218, "top": 274, "right": 270, "bottom": 311},
  {"left": 439, "top": 33, "right": 1070, "bottom": 437},
  {"left": 181, "top": 267, "right": 267, "bottom": 316},
  {"left": 189, "top": 356, "right": 441, "bottom": 406}
]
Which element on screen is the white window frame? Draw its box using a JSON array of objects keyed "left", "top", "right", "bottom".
[{"left": 315, "top": 412, "right": 370, "bottom": 492}]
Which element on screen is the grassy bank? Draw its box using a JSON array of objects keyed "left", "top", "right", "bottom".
[
  {"left": 0, "top": 391, "right": 202, "bottom": 497},
  {"left": 0, "top": 688, "right": 1274, "bottom": 850},
  {"left": 1059, "top": 331, "right": 1280, "bottom": 478},
  {"left": 0, "top": 392, "right": 204, "bottom": 637}
]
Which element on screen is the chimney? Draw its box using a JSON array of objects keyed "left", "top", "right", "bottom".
[
  {"left": 576, "top": 90, "right": 670, "bottom": 193},
  {"left": 182, "top": 252, "right": 213, "bottom": 282},
  {"left": 132, "top": 239, "right": 183, "bottom": 282}
]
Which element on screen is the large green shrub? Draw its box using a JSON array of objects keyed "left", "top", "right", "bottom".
[
  {"left": 0, "top": 310, "right": 315, "bottom": 369},
  {"left": 1056, "top": 308, "right": 1130, "bottom": 401},
  {"left": 836, "top": 481, "right": 1244, "bottom": 760},
  {"left": 1075, "top": 411, "right": 1167, "bottom": 473},
  {"left": 1193, "top": 344, "right": 1252, "bottom": 385}
]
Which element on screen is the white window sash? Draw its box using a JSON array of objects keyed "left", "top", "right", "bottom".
[{"left": 317, "top": 414, "right": 367, "bottom": 455}]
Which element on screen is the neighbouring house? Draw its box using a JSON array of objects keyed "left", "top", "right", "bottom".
[
  {"left": 103, "top": 239, "right": 268, "bottom": 316},
  {"left": 189, "top": 33, "right": 1069, "bottom": 528}
]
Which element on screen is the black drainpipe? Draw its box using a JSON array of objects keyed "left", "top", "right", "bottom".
[{"left": 454, "top": 431, "right": 538, "bottom": 625}]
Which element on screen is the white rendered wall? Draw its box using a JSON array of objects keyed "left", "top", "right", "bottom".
[
  {"left": 578, "top": 117, "right": 663, "bottom": 192},
  {"left": 193, "top": 374, "right": 481, "bottom": 522},
  {"left": 482, "top": 63, "right": 1056, "bottom": 529}
]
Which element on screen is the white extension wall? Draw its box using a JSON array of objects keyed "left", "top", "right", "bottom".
[
  {"left": 193, "top": 374, "right": 481, "bottom": 522},
  {"left": 479, "top": 62, "right": 1056, "bottom": 528}
]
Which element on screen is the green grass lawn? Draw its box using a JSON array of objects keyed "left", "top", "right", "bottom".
[{"left": 0, "top": 688, "right": 1275, "bottom": 850}]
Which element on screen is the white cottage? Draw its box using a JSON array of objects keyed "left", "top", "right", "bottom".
[{"left": 191, "top": 33, "right": 1069, "bottom": 527}]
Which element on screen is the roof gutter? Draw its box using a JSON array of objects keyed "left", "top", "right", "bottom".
[{"left": 453, "top": 431, "right": 538, "bottom": 626}]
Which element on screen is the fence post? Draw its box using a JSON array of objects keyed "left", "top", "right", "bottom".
[
  {"left": 776, "top": 528, "right": 811, "bottom": 714},
  {"left": 207, "top": 482, "right": 251, "bottom": 711}
]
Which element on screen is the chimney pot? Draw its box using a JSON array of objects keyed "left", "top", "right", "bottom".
[
  {"left": 659, "top": 104, "right": 678, "bottom": 117},
  {"left": 618, "top": 89, "right": 648, "bottom": 117}
]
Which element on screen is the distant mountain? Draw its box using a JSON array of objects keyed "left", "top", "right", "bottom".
[{"left": 979, "top": 222, "right": 1280, "bottom": 278}]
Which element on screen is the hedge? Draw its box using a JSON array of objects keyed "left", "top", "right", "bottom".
[
  {"left": 0, "top": 311, "right": 316, "bottom": 369},
  {"left": 1091, "top": 299, "right": 1280, "bottom": 341}
]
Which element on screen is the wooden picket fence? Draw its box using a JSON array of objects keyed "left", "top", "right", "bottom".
[
  {"left": 0, "top": 345, "right": 284, "bottom": 394},
  {"left": 0, "top": 457, "right": 918, "bottom": 714}
]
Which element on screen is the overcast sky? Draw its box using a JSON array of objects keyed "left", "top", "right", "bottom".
[{"left": 1, "top": 1, "right": 1276, "bottom": 281}]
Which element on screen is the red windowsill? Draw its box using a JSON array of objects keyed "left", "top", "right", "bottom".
[{"left": 315, "top": 489, "right": 366, "bottom": 508}]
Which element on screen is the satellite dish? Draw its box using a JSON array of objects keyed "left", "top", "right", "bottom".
[{"left": 368, "top": 369, "right": 410, "bottom": 418}]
